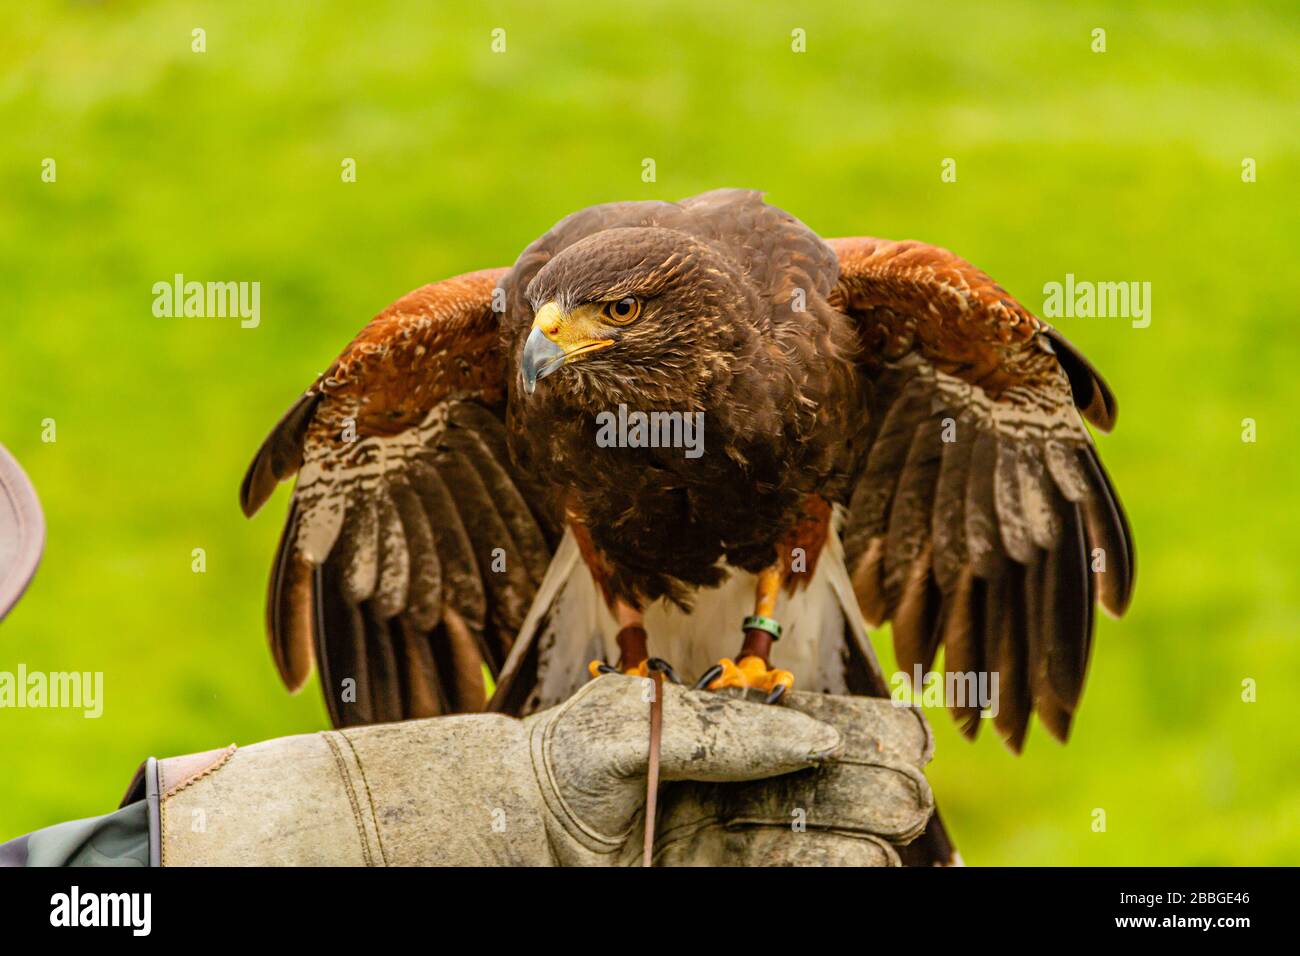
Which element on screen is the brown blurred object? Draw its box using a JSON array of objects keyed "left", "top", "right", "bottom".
[{"left": 0, "top": 442, "right": 44, "bottom": 621}]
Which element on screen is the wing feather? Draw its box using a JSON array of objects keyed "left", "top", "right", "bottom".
[
  {"left": 995, "top": 439, "right": 1035, "bottom": 563},
  {"left": 1079, "top": 446, "right": 1135, "bottom": 616},
  {"left": 832, "top": 237, "right": 1135, "bottom": 749},
  {"left": 406, "top": 458, "right": 486, "bottom": 628},
  {"left": 395, "top": 617, "right": 445, "bottom": 717},
  {"left": 241, "top": 269, "right": 560, "bottom": 725},
  {"left": 433, "top": 448, "right": 535, "bottom": 663},
  {"left": 389, "top": 479, "right": 441, "bottom": 631},
  {"left": 892, "top": 544, "right": 944, "bottom": 677},
  {"left": 963, "top": 430, "right": 1004, "bottom": 578},
  {"left": 265, "top": 502, "right": 314, "bottom": 692},
  {"left": 333, "top": 493, "right": 378, "bottom": 603},
  {"left": 842, "top": 376, "right": 931, "bottom": 552},
  {"left": 986, "top": 560, "right": 1031, "bottom": 751},
  {"left": 371, "top": 488, "right": 410, "bottom": 621},
  {"left": 315, "top": 561, "right": 372, "bottom": 725},
  {"left": 930, "top": 417, "right": 973, "bottom": 592},
  {"left": 883, "top": 419, "right": 944, "bottom": 602},
  {"left": 362, "top": 607, "right": 404, "bottom": 723},
  {"left": 941, "top": 567, "right": 984, "bottom": 738}
]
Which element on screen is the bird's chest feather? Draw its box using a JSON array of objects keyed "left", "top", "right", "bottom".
[{"left": 512, "top": 406, "right": 822, "bottom": 604}]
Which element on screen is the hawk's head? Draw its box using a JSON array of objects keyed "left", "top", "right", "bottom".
[{"left": 519, "top": 226, "right": 752, "bottom": 403}]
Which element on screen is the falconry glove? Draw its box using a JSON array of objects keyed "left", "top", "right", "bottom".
[
  {"left": 8, "top": 676, "right": 946, "bottom": 866},
  {"left": 138, "top": 675, "right": 844, "bottom": 866},
  {"left": 520, "top": 675, "right": 846, "bottom": 864},
  {"left": 654, "top": 689, "right": 940, "bottom": 866}
]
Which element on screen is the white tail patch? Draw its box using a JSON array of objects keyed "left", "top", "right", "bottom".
[{"left": 503, "top": 514, "right": 866, "bottom": 712}]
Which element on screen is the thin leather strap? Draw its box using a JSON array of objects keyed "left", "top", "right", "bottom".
[{"left": 643, "top": 666, "right": 664, "bottom": 867}]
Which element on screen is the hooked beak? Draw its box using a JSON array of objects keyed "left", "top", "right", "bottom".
[
  {"left": 519, "top": 301, "right": 614, "bottom": 396},
  {"left": 521, "top": 327, "right": 565, "bottom": 395}
]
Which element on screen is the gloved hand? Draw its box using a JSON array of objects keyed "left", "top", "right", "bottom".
[
  {"left": 652, "top": 689, "right": 941, "bottom": 866},
  {"left": 156, "top": 674, "right": 845, "bottom": 865},
  {"left": 520, "top": 674, "right": 845, "bottom": 864}
]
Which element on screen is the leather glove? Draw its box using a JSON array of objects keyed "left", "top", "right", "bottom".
[
  {"left": 653, "top": 689, "right": 938, "bottom": 866},
  {"left": 521, "top": 674, "right": 845, "bottom": 864},
  {"left": 154, "top": 674, "right": 843, "bottom": 865}
]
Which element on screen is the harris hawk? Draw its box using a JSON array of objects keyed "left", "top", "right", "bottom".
[{"left": 240, "top": 189, "right": 1134, "bottom": 759}]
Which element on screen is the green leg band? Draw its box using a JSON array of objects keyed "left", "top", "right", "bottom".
[{"left": 742, "top": 615, "right": 782, "bottom": 641}]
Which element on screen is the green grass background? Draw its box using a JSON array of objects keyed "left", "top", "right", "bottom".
[{"left": 1, "top": 0, "right": 1297, "bottom": 864}]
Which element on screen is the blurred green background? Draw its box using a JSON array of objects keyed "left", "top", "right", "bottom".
[{"left": 2, "top": 0, "right": 1297, "bottom": 864}]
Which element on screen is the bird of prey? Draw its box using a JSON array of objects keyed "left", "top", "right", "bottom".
[{"left": 241, "top": 189, "right": 1134, "bottom": 757}]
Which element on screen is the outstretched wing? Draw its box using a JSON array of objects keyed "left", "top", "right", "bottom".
[
  {"left": 241, "top": 269, "right": 561, "bottom": 726},
  {"left": 830, "top": 238, "right": 1134, "bottom": 751}
]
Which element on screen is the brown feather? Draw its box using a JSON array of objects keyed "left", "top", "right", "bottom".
[
  {"left": 265, "top": 502, "right": 315, "bottom": 692},
  {"left": 332, "top": 494, "right": 378, "bottom": 604},
  {"left": 1036, "top": 499, "right": 1090, "bottom": 740},
  {"left": 892, "top": 544, "right": 944, "bottom": 676},
  {"left": 1022, "top": 554, "right": 1072, "bottom": 741},
  {"left": 389, "top": 479, "right": 442, "bottom": 631},
  {"left": 985, "top": 562, "right": 1031, "bottom": 752},
  {"left": 396, "top": 617, "right": 445, "bottom": 718},
  {"left": 431, "top": 450, "right": 533, "bottom": 662},
  {"left": 243, "top": 269, "right": 551, "bottom": 726},
  {"left": 1044, "top": 438, "right": 1091, "bottom": 501},
  {"left": 884, "top": 418, "right": 944, "bottom": 607},
  {"left": 1079, "top": 446, "right": 1135, "bottom": 616},
  {"left": 435, "top": 607, "right": 488, "bottom": 712},
  {"left": 930, "top": 419, "right": 974, "bottom": 593},
  {"left": 964, "top": 431, "right": 1005, "bottom": 577},
  {"left": 406, "top": 460, "right": 489, "bottom": 659},
  {"left": 372, "top": 488, "right": 410, "bottom": 621},
  {"left": 361, "top": 607, "right": 404, "bottom": 723},
  {"left": 849, "top": 535, "right": 889, "bottom": 627},
  {"left": 1017, "top": 444, "right": 1061, "bottom": 550},
  {"left": 240, "top": 391, "right": 322, "bottom": 517},
  {"left": 942, "top": 567, "right": 984, "bottom": 738},
  {"left": 995, "top": 439, "right": 1035, "bottom": 563},
  {"left": 447, "top": 403, "right": 555, "bottom": 583},
  {"left": 843, "top": 378, "right": 931, "bottom": 553},
  {"left": 1042, "top": 327, "right": 1118, "bottom": 432},
  {"left": 315, "top": 562, "right": 372, "bottom": 726}
]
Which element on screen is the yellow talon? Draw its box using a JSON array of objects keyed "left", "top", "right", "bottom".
[{"left": 706, "top": 655, "right": 795, "bottom": 695}]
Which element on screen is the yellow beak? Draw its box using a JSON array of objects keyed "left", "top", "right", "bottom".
[{"left": 520, "top": 302, "right": 614, "bottom": 395}]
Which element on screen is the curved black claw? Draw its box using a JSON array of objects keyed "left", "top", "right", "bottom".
[
  {"left": 646, "top": 658, "right": 682, "bottom": 685},
  {"left": 596, "top": 663, "right": 621, "bottom": 675},
  {"left": 693, "top": 664, "right": 724, "bottom": 691},
  {"left": 764, "top": 685, "right": 788, "bottom": 705}
]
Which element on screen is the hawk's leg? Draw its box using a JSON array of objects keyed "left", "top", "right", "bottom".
[
  {"left": 575, "top": 518, "right": 678, "bottom": 682},
  {"left": 696, "top": 565, "right": 795, "bottom": 703},
  {"left": 588, "top": 602, "right": 680, "bottom": 682}
]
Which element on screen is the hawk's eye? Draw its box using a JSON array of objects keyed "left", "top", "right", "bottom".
[{"left": 603, "top": 296, "right": 641, "bottom": 324}]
